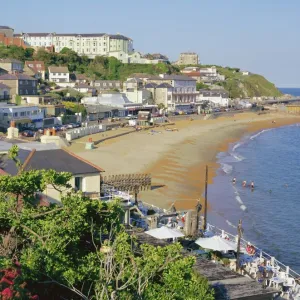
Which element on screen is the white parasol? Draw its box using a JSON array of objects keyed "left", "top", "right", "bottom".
[
  {"left": 145, "top": 226, "right": 185, "bottom": 239},
  {"left": 195, "top": 235, "right": 237, "bottom": 251}
]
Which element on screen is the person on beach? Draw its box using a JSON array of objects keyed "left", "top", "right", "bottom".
[
  {"left": 250, "top": 181, "right": 254, "bottom": 189},
  {"left": 242, "top": 180, "right": 247, "bottom": 187},
  {"left": 232, "top": 177, "right": 236, "bottom": 184}
]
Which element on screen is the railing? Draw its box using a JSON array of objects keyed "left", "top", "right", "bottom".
[{"left": 205, "top": 222, "right": 300, "bottom": 281}]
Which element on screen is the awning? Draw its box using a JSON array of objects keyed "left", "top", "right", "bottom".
[
  {"left": 195, "top": 235, "right": 237, "bottom": 251},
  {"left": 14, "top": 118, "right": 32, "bottom": 124},
  {"left": 145, "top": 226, "right": 184, "bottom": 240}
]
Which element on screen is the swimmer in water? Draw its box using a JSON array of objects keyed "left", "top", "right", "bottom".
[
  {"left": 232, "top": 177, "right": 236, "bottom": 184},
  {"left": 242, "top": 180, "right": 247, "bottom": 187},
  {"left": 250, "top": 181, "right": 254, "bottom": 189}
]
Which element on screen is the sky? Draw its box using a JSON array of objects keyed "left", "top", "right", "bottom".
[{"left": 2, "top": 0, "right": 300, "bottom": 87}]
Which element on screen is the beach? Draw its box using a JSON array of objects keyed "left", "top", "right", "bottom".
[{"left": 69, "top": 111, "right": 300, "bottom": 210}]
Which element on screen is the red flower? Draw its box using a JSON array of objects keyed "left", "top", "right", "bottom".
[
  {"left": 1, "top": 287, "right": 13, "bottom": 298},
  {"left": 0, "top": 277, "right": 13, "bottom": 285}
]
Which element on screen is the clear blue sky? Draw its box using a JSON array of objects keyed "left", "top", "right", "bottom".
[{"left": 3, "top": 0, "right": 300, "bottom": 87}]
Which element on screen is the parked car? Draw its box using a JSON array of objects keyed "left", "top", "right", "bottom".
[
  {"left": 52, "top": 125, "right": 62, "bottom": 131},
  {"left": 125, "top": 114, "right": 137, "bottom": 120},
  {"left": 22, "top": 130, "right": 34, "bottom": 137}
]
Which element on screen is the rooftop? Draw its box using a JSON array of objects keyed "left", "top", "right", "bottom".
[
  {"left": 156, "top": 83, "right": 173, "bottom": 88},
  {"left": 0, "top": 148, "right": 104, "bottom": 176},
  {"left": 144, "top": 83, "right": 158, "bottom": 88},
  {"left": 0, "top": 26, "right": 13, "bottom": 30},
  {"left": 0, "top": 74, "right": 36, "bottom": 81},
  {"left": 0, "top": 58, "right": 22, "bottom": 64},
  {"left": 193, "top": 259, "right": 277, "bottom": 300},
  {"left": 18, "top": 32, "right": 131, "bottom": 40},
  {"left": 48, "top": 66, "right": 69, "bottom": 73},
  {"left": 159, "top": 74, "right": 197, "bottom": 81},
  {"left": 82, "top": 93, "right": 132, "bottom": 108},
  {"left": 25, "top": 61, "right": 45, "bottom": 72}
]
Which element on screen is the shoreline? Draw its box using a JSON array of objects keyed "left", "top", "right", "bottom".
[{"left": 69, "top": 112, "right": 300, "bottom": 210}]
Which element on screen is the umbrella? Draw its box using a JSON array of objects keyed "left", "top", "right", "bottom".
[
  {"left": 195, "top": 235, "right": 237, "bottom": 251},
  {"left": 145, "top": 226, "right": 184, "bottom": 240}
]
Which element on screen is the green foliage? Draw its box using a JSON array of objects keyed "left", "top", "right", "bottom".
[
  {"left": 0, "top": 45, "right": 35, "bottom": 61},
  {"left": 216, "top": 67, "right": 282, "bottom": 98},
  {"left": 62, "top": 101, "right": 87, "bottom": 117},
  {"left": 15, "top": 95, "right": 22, "bottom": 105},
  {"left": 196, "top": 82, "right": 210, "bottom": 91},
  {"left": 0, "top": 146, "right": 214, "bottom": 299}
]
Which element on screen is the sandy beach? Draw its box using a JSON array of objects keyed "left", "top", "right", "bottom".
[{"left": 69, "top": 111, "right": 300, "bottom": 210}]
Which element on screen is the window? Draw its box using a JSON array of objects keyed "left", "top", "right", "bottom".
[
  {"left": 25, "top": 90, "right": 28, "bottom": 95},
  {"left": 20, "top": 89, "right": 22, "bottom": 94},
  {"left": 27, "top": 111, "right": 30, "bottom": 115},
  {"left": 53, "top": 73, "right": 56, "bottom": 75},
  {"left": 58, "top": 73, "right": 61, "bottom": 76},
  {"left": 32, "top": 110, "right": 38, "bottom": 115},
  {"left": 3, "top": 113, "right": 8, "bottom": 116},
  {"left": 63, "top": 73, "right": 66, "bottom": 76},
  {"left": 20, "top": 112, "right": 26, "bottom": 116},
  {"left": 13, "top": 112, "right": 18, "bottom": 117},
  {"left": 75, "top": 177, "right": 82, "bottom": 191},
  {"left": 19, "top": 80, "right": 23, "bottom": 85},
  {"left": 32, "top": 81, "right": 36, "bottom": 87}
]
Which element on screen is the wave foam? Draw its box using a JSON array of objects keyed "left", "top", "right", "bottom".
[
  {"left": 233, "top": 186, "right": 247, "bottom": 211},
  {"left": 230, "top": 153, "right": 245, "bottom": 161},
  {"left": 232, "top": 142, "right": 242, "bottom": 152},
  {"left": 226, "top": 220, "right": 237, "bottom": 228},
  {"left": 221, "top": 163, "right": 233, "bottom": 174},
  {"left": 250, "top": 129, "right": 271, "bottom": 140}
]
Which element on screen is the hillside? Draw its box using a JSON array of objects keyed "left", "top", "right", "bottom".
[
  {"left": 215, "top": 67, "right": 282, "bottom": 98},
  {"left": 0, "top": 45, "right": 281, "bottom": 97}
]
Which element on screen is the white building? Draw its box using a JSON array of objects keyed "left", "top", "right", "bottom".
[
  {"left": 143, "top": 74, "right": 197, "bottom": 111},
  {"left": 108, "top": 51, "right": 168, "bottom": 64},
  {"left": 18, "top": 33, "right": 133, "bottom": 59},
  {"left": 48, "top": 66, "right": 70, "bottom": 83},
  {"left": 0, "top": 104, "right": 44, "bottom": 128},
  {"left": 242, "top": 71, "right": 250, "bottom": 76},
  {"left": 200, "top": 66, "right": 225, "bottom": 84},
  {"left": 197, "top": 90, "right": 229, "bottom": 107}
]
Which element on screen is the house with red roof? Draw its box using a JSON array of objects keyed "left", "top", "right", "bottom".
[{"left": 24, "top": 61, "right": 45, "bottom": 80}]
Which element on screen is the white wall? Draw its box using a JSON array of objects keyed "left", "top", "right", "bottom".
[
  {"left": 197, "top": 96, "right": 229, "bottom": 107},
  {"left": 49, "top": 72, "right": 70, "bottom": 83},
  {"left": 125, "top": 89, "right": 151, "bottom": 104},
  {"left": 66, "top": 124, "right": 106, "bottom": 141}
]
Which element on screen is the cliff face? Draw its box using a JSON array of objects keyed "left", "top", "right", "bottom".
[{"left": 216, "top": 68, "right": 282, "bottom": 98}]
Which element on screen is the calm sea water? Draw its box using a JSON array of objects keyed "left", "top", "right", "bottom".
[
  {"left": 208, "top": 124, "right": 300, "bottom": 273},
  {"left": 279, "top": 87, "right": 300, "bottom": 96}
]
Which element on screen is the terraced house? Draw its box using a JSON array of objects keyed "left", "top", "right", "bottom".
[
  {"left": 0, "top": 74, "right": 37, "bottom": 100},
  {"left": 16, "top": 32, "right": 133, "bottom": 59}
]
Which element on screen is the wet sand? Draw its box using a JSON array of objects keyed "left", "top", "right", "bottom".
[{"left": 69, "top": 112, "right": 300, "bottom": 210}]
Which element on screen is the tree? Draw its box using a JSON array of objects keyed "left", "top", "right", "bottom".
[
  {"left": 196, "top": 82, "right": 210, "bottom": 91},
  {"left": 0, "top": 137, "right": 214, "bottom": 300}
]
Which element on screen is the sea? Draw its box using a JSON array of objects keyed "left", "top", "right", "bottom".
[{"left": 207, "top": 88, "right": 300, "bottom": 274}]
